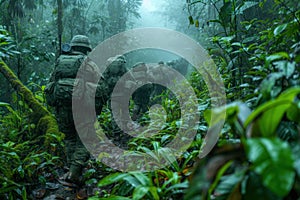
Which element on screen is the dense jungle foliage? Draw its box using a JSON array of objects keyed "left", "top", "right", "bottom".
[{"left": 0, "top": 0, "right": 299, "bottom": 199}]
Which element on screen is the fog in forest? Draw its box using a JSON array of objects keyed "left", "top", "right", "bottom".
[
  {"left": 134, "top": 0, "right": 173, "bottom": 28},
  {"left": 1, "top": 0, "right": 299, "bottom": 199},
  {"left": 127, "top": 0, "right": 189, "bottom": 68}
]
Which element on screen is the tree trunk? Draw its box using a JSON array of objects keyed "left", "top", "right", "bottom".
[
  {"left": 0, "top": 60, "right": 64, "bottom": 146},
  {"left": 57, "top": 0, "right": 63, "bottom": 56}
]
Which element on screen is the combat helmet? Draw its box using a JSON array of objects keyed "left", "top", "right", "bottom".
[{"left": 70, "top": 35, "right": 92, "bottom": 51}]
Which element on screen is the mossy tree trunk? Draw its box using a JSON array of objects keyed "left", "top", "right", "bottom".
[{"left": 0, "top": 59, "right": 63, "bottom": 145}]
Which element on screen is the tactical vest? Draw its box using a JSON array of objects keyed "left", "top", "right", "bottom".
[
  {"left": 45, "top": 54, "right": 129, "bottom": 112},
  {"left": 54, "top": 54, "right": 85, "bottom": 79},
  {"left": 45, "top": 53, "right": 93, "bottom": 106}
]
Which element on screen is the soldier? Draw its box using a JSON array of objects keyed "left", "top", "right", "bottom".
[
  {"left": 45, "top": 35, "right": 100, "bottom": 185},
  {"left": 46, "top": 34, "right": 135, "bottom": 185},
  {"left": 166, "top": 57, "right": 189, "bottom": 77},
  {"left": 104, "top": 55, "right": 135, "bottom": 147},
  {"left": 131, "top": 62, "right": 154, "bottom": 122}
]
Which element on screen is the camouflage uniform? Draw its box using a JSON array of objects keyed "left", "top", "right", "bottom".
[
  {"left": 45, "top": 35, "right": 100, "bottom": 183},
  {"left": 166, "top": 58, "right": 189, "bottom": 77},
  {"left": 129, "top": 60, "right": 188, "bottom": 123},
  {"left": 103, "top": 55, "right": 133, "bottom": 147},
  {"left": 149, "top": 62, "right": 166, "bottom": 103},
  {"left": 131, "top": 62, "right": 154, "bottom": 122}
]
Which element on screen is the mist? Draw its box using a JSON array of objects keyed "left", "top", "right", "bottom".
[{"left": 126, "top": 0, "right": 188, "bottom": 67}]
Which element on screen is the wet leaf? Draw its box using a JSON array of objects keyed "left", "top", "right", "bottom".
[
  {"left": 214, "top": 171, "right": 244, "bottom": 198},
  {"left": 257, "top": 100, "right": 291, "bottom": 137},
  {"left": 274, "top": 23, "right": 288, "bottom": 36},
  {"left": 286, "top": 102, "right": 300, "bottom": 123},
  {"left": 266, "top": 52, "right": 290, "bottom": 63},
  {"left": 148, "top": 186, "right": 159, "bottom": 200},
  {"left": 245, "top": 138, "right": 295, "bottom": 197},
  {"left": 97, "top": 173, "right": 128, "bottom": 187},
  {"left": 133, "top": 185, "right": 149, "bottom": 200},
  {"left": 274, "top": 61, "right": 295, "bottom": 78},
  {"left": 244, "top": 91, "right": 297, "bottom": 129},
  {"left": 0, "top": 102, "right": 10, "bottom": 107}
]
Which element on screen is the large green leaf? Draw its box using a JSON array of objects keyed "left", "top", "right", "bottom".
[
  {"left": 0, "top": 102, "right": 10, "bottom": 107},
  {"left": 214, "top": 171, "right": 245, "bottom": 197},
  {"left": 123, "top": 175, "right": 141, "bottom": 188},
  {"left": 259, "top": 72, "right": 283, "bottom": 100},
  {"left": 244, "top": 99, "right": 290, "bottom": 136},
  {"left": 278, "top": 87, "right": 300, "bottom": 100},
  {"left": 245, "top": 138, "right": 295, "bottom": 197},
  {"left": 244, "top": 87, "right": 300, "bottom": 136},
  {"left": 208, "top": 161, "right": 236, "bottom": 197},
  {"left": 274, "top": 61, "right": 295, "bottom": 79},
  {"left": 97, "top": 173, "right": 129, "bottom": 187},
  {"left": 292, "top": 144, "right": 300, "bottom": 177},
  {"left": 257, "top": 101, "right": 291, "bottom": 137},
  {"left": 123, "top": 172, "right": 152, "bottom": 188},
  {"left": 242, "top": 172, "right": 281, "bottom": 200},
  {"left": 148, "top": 186, "right": 160, "bottom": 200},
  {"left": 132, "top": 185, "right": 149, "bottom": 200},
  {"left": 130, "top": 172, "right": 151, "bottom": 186},
  {"left": 266, "top": 52, "right": 290, "bottom": 63},
  {"left": 274, "top": 23, "right": 288, "bottom": 36},
  {"left": 286, "top": 102, "right": 300, "bottom": 123}
]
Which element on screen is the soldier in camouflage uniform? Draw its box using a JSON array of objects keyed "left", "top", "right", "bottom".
[
  {"left": 103, "top": 55, "right": 133, "bottom": 147},
  {"left": 46, "top": 34, "right": 139, "bottom": 184},
  {"left": 148, "top": 59, "right": 189, "bottom": 106},
  {"left": 45, "top": 35, "right": 100, "bottom": 184},
  {"left": 131, "top": 62, "right": 154, "bottom": 122},
  {"left": 166, "top": 58, "right": 189, "bottom": 77}
]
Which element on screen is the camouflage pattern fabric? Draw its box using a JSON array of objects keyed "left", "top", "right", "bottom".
[
  {"left": 130, "top": 62, "right": 154, "bottom": 122},
  {"left": 166, "top": 58, "right": 189, "bottom": 77},
  {"left": 148, "top": 62, "right": 169, "bottom": 105},
  {"left": 102, "top": 55, "right": 135, "bottom": 148},
  {"left": 44, "top": 53, "right": 86, "bottom": 106},
  {"left": 46, "top": 51, "right": 103, "bottom": 180},
  {"left": 70, "top": 35, "right": 92, "bottom": 51},
  {"left": 55, "top": 107, "right": 89, "bottom": 168}
]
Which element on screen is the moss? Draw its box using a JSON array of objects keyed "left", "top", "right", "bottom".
[
  {"left": 0, "top": 60, "right": 50, "bottom": 117},
  {"left": 0, "top": 60, "right": 63, "bottom": 146},
  {"left": 38, "top": 116, "right": 65, "bottom": 148}
]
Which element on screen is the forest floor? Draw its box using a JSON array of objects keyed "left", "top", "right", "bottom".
[{"left": 31, "top": 166, "right": 102, "bottom": 200}]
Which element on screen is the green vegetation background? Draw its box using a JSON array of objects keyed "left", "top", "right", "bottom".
[{"left": 0, "top": 0, "right": 299, "bottom": 199}]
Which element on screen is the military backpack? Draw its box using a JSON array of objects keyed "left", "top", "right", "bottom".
[{"left": 45, "top": 54, "right": 87, "bottom": 106}]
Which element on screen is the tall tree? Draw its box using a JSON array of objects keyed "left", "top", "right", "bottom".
[
  {"left": 107, "top": 0, "right": 142, "bottom": 36},
  {"left": 57, "top": 0, "right": 63, "bottom": 56}
]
